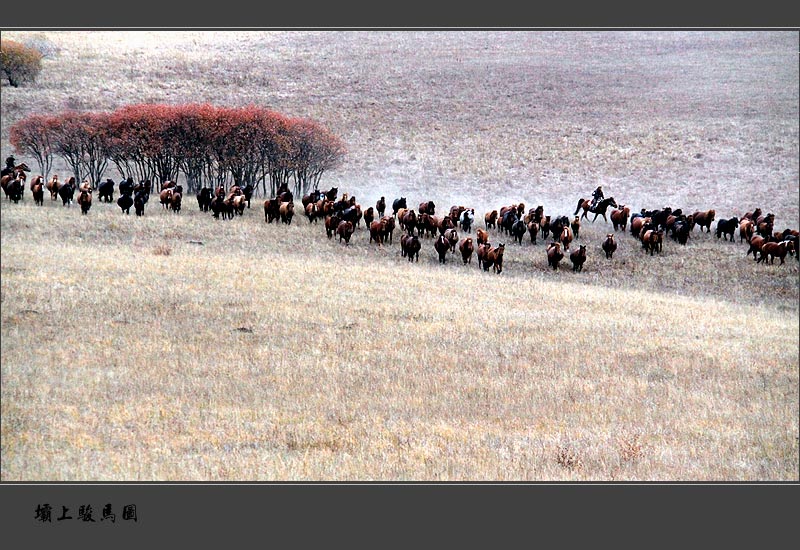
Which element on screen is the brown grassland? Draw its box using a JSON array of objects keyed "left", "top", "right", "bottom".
[{"left": 1, "top": 31, "right": 798, "bottom": 481}]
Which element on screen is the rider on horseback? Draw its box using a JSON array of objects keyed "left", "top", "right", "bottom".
[
  {"left": 1, "top": 155, "right": 16, "bottom": 178},
  {"left": 590, "top": 185, "right": 604, "bottom": 209}
]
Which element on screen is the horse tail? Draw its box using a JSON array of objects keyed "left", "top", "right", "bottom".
[{"left": 574, "top": 198, "right": 584, "bottom": 215}]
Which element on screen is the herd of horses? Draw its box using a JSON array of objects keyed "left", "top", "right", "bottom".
[{"left": 2, "top": 165, "right": 798, "bottom": 272}]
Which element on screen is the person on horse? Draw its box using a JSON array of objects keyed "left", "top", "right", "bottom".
[
  {"left": 1, "top": 155, "right": 16, "bottom": 178},
  {"left": 590, "top": 185, "right": 604, "bottom": 209}
]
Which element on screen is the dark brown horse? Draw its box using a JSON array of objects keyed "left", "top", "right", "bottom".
[
  {"left": 419, "top": 200, "right": 436, "bottom": 216},
  {"left": 77, "top": 188, "right": 93, "bottom": 214},
  {"left": 337, "top": 220, "right": 354, "bottom": 244},
  {"left": 380, "top": 216, "right": 396, "bottom": 243},
  {"left": 546, "top": 242, "right": 564, "bottom": 270},
  {"left": 574, "top": 196, "right": 618, "bottom": 222},
  {"left": 434, "top": 234, "right": 450, "bottom": 263},
  {"left": 325, "top": 214, "right": 342, "bottom": 239},
  {"left": 602, "top": 234, "right": 617, "bottom": 259},
  {"left": 570, "top": 245, "right": 587, "bottom": 272},
  {"left": 376, "top": 196, "right": 386, "bottom": 217},
  {"left": 527, "top": 221, "right": 539, "bottom": 244},
  {"left": 1, "top": 165, "right": 29, "bottom": 200},
  {"left": 401, "top": 233, "right": 421, "bottom": 261},
  {"left": 458, "top": 237, "right": 474, "bottom": 264}
]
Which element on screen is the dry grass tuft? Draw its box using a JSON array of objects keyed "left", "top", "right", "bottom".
[
  {"left": 618, "top": 432, "right": 644, "bottom": 464},
  {"left": 556, "top": 445, "right": 581, "bottom": 471}
]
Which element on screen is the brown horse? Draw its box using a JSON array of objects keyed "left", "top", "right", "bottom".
[
  {"left": 738, "top": 219, "right": 754, "bottom": 243},
  {"left": 546, "top": 242, "right": 564, "bottom": 270},
  {"left": 444, "top": 228, "right": 459, "bottom": 252},
  {"left": 279, "top": 201, "right": 295, "bottom": 224},
  {"left": 401, "top": 233, "right": 420, "bottom": 261},
  {"left": 337, "top": 220, "right": 354, "bottom": 244},
  {"left": 602, "top": 234, "right": 617, "bottom": 259},
  {"left": 400, "top": 209, "right": 418, "bottom": 235},
  {"left": 46, "top": 174, "right": 60, "bottom": 200},
  {"left": 264, "top": 198, "right": 281, "bottom": 223},
  {"left": 325, "top": 214, "right": 341, "bottom": 239},
  {"left": 527, "top": 221, "right": 539, "bottom": 244},
  {"left": 369, "top": 219, "right": 386, "bottom": 245},
  {"left": 380, "top": 216, "right": 396, "bottom": 243},
  {"left": 570, "top": 245, "right": 587, "bottom": 272},
  {"left": 31, "top": 176, "right": 44, "bottom": 206},
  {"left": 641, "top": 229, "right": 664, "bottom": 256},
  {"left": 571, "top": 216, "right": 581, "bottom": 239},
  {"left": 434, "top": 234, "right": 450, "bottom": 263},
  {"left": 0, "top": 161, "right": 30, "bottom": 179},
  {"left": 476, "top": 228, "right": 490, "bottom": 246},
  {"left": 419, "top": 200, "right": 436, "bottom": 215},
  {"left": 363, "top": 206, "right": 375, "bottom": 228},
  {"left": 160, "top": 188, "right": 174, "bottom": 209},
  {"left": 758, "top": 240, "right": 795, "bottom": 265},
  {"left": 171, "top": 190, "right": 183, "bottom": 213},
  {"left": 417, "top": 213, "right": 436, "bottom": 237},
  {"left": 305, "top": 202, "right": 319, "bottom": 223},
  {"left": 559, "top": 225, "right": 574, "bottom": 251},
  {"left": 692, "top": 209, "right": 716, "bottom": 233},
  {"left": 746, "top": 235, "right": 767, "bottom": 261},
  {"left": 376, "top": 196, "right": 386, "bottom": 218},
  {"left": 484, "top": 243, "right": 505, "bottom": 273},
  {"left": 1, "top": 166, "right": 28, "bottom": 199},
  {"left": 458, "top": 237, "right": 474, "bottom": 264},
  {"left": 610, "top": 205, "right": 630, "bottom": 232},
  {"left": 477, "top": 242, "right": 492, "bottom": 269},
  {"left": 77, "top": 188, "right": 93, "bottom": 215},
  {"left": 630, "top": 216, "right": 652, "bottom": 240},
  {"left": 742, "top": 208, "right": 762, "bottom": 222},
  {"left": 484, "top": 210, "right": 498, "bottom": 230}
]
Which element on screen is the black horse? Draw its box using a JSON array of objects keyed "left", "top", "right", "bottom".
[
  {"left": 574, "top": 196, "right": 618, "bottom": 222},
  {"left": 392, "top": 197, "right": 407, "bottom": 216},
  {"left": 98, "top": 178, "right": 115, "bottom": 202}
]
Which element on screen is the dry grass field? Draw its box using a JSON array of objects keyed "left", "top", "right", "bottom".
[{"left": 1, "top": 30, "right": 798, "bottom": 481}]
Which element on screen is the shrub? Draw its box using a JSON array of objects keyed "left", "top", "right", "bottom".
[
  {"left": 0, "top": 39, "right": 43, "bottom": 87},
  {"left": 20, "top": 33, "right": 60, "bottom": 59}
]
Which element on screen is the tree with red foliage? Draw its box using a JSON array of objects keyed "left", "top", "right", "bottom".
[
  {"left": 9, "top": 114, "right": 55, "bottom": 179},
  {"left": 48, "top": 111, "right": 89, "bottom": 183},
  {"left": 107, "top": 104, "right": 182, "bottom": 187},
  {"left": 47, "top": 111, "right": 111, "bottom": 186},
  {"left": 170, "top": 104, "right": 216, "bottom": 193},
  {"left": 250, "top": 108, "right": 293, "bottom": 197},
  {"left": 10, "top": 103, "right": 346, "bottom": 196},
  {"left": 287, "top": 118, "right": 346, "bottom": 196}
]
